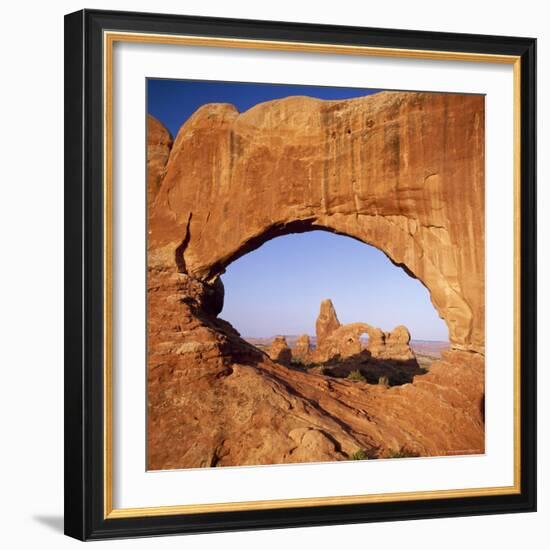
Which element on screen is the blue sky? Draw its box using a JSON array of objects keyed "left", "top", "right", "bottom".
[
  {"left": 220, "top": 231, "right": 448, "bottom": 341},
  {"left": 148, "top": 79, "right": 448, "bottom": 342}
]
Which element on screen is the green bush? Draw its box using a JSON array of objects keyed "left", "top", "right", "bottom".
[
  {"left": 350, "top": 449, "right": 369, "bottom": 460},
  {"left": 290, "top": 358, "right": 305, "bottom": 369},
  {"left": 347, "top": 370, "right": 366, "bottom": 382}
]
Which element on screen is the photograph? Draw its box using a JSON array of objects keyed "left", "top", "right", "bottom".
[
  {"left": 146, "top": 79, "right": 486, "bottom": 470},
  {"left": 61, "top": 7, "right": 537, "bottom": 540}
]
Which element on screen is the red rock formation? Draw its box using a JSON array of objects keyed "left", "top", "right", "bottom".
[
  {"left": 146, "top": 93, "right": 485, "bottom": 469},
  {"left": 150, "top": 92, "right": 485, "bottom": 354},
  {"left": 316, "top": 299, "right": 341, "bottom": 344},
  {"left": 147, "top": 269, "right": 484, "bottom": 469},
  {"left": 385, "top": 326, "right": 416, "bottom": 361},
  {"left": 293, "top": 334, "right": 311, "bottom": 362},
  {"left": 146, "top": 115, "right": 173, "bottom": 206},
  {"left": 365, "top": 327, "right": 387, "bottom": 358},
  {"left": 313, "top": 300, "right": 415, "bottom": 363},
  {"left": 267, "top": 336, "right": 292, "bottom": 365}
]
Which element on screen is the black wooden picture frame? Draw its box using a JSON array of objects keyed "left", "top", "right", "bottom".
[{"left": 64, "top": 9, "right": 536, "bottom": 541}]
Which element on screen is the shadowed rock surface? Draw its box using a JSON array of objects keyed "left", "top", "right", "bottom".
[{"left": 146, "top": 92, "right": 485, "bottom": 469}]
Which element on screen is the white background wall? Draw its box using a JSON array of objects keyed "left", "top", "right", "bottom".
[{"left": 0, "top": 0, "right": 546, "bottom": 548}]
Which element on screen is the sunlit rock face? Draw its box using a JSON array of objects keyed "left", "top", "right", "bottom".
[
  {"left": 316, "top": 299, "right": 341, "bottom": 345},
  {"left": 146, "top": 92, "right": 485, "bottom": 470},
  {"left": 267, "top": 336, "right": 292, "bottom": 366},
  {"left": 312, "top": 299, "right": 416, "bottom": 364},
  {"left": 150, "top": 92, "right": 484, "bottom": 354},
  {"left": 293, "top": 334, "right": 311, "bottom": 363},
  {"left": 146, "top": 114, "right": 173, "bottom": 207}
]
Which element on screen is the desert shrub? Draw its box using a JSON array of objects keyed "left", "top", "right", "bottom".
[
  {"left": 350, "top": 449, "right": 369, "bottom": 460},
  {"left": 348, "top": 370, "right": 366, "bottom": 382},
  {"left": 385, "top": 447, "right": 419, "bottom": 459},
  {"left": 378, "top": 375, "right": 390, "bottom": 387},
  {"left": 295, "top": 359, "right": 316, "bottom": 370}
]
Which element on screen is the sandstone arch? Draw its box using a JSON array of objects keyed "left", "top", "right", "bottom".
[
  {"left": 149, "top": 92, "right": 484, "bottom": 354},
  {"left": 313, "top": 299, "right": 415, "bottom": 363}
]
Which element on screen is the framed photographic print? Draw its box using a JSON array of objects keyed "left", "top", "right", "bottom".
[{"left": 64, "top": 9, "right": 537, "bottom": 541}]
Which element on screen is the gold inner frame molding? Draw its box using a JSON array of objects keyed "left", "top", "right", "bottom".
[{"left": 103, "top": 30, "right": 522, "bottom": 519}]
